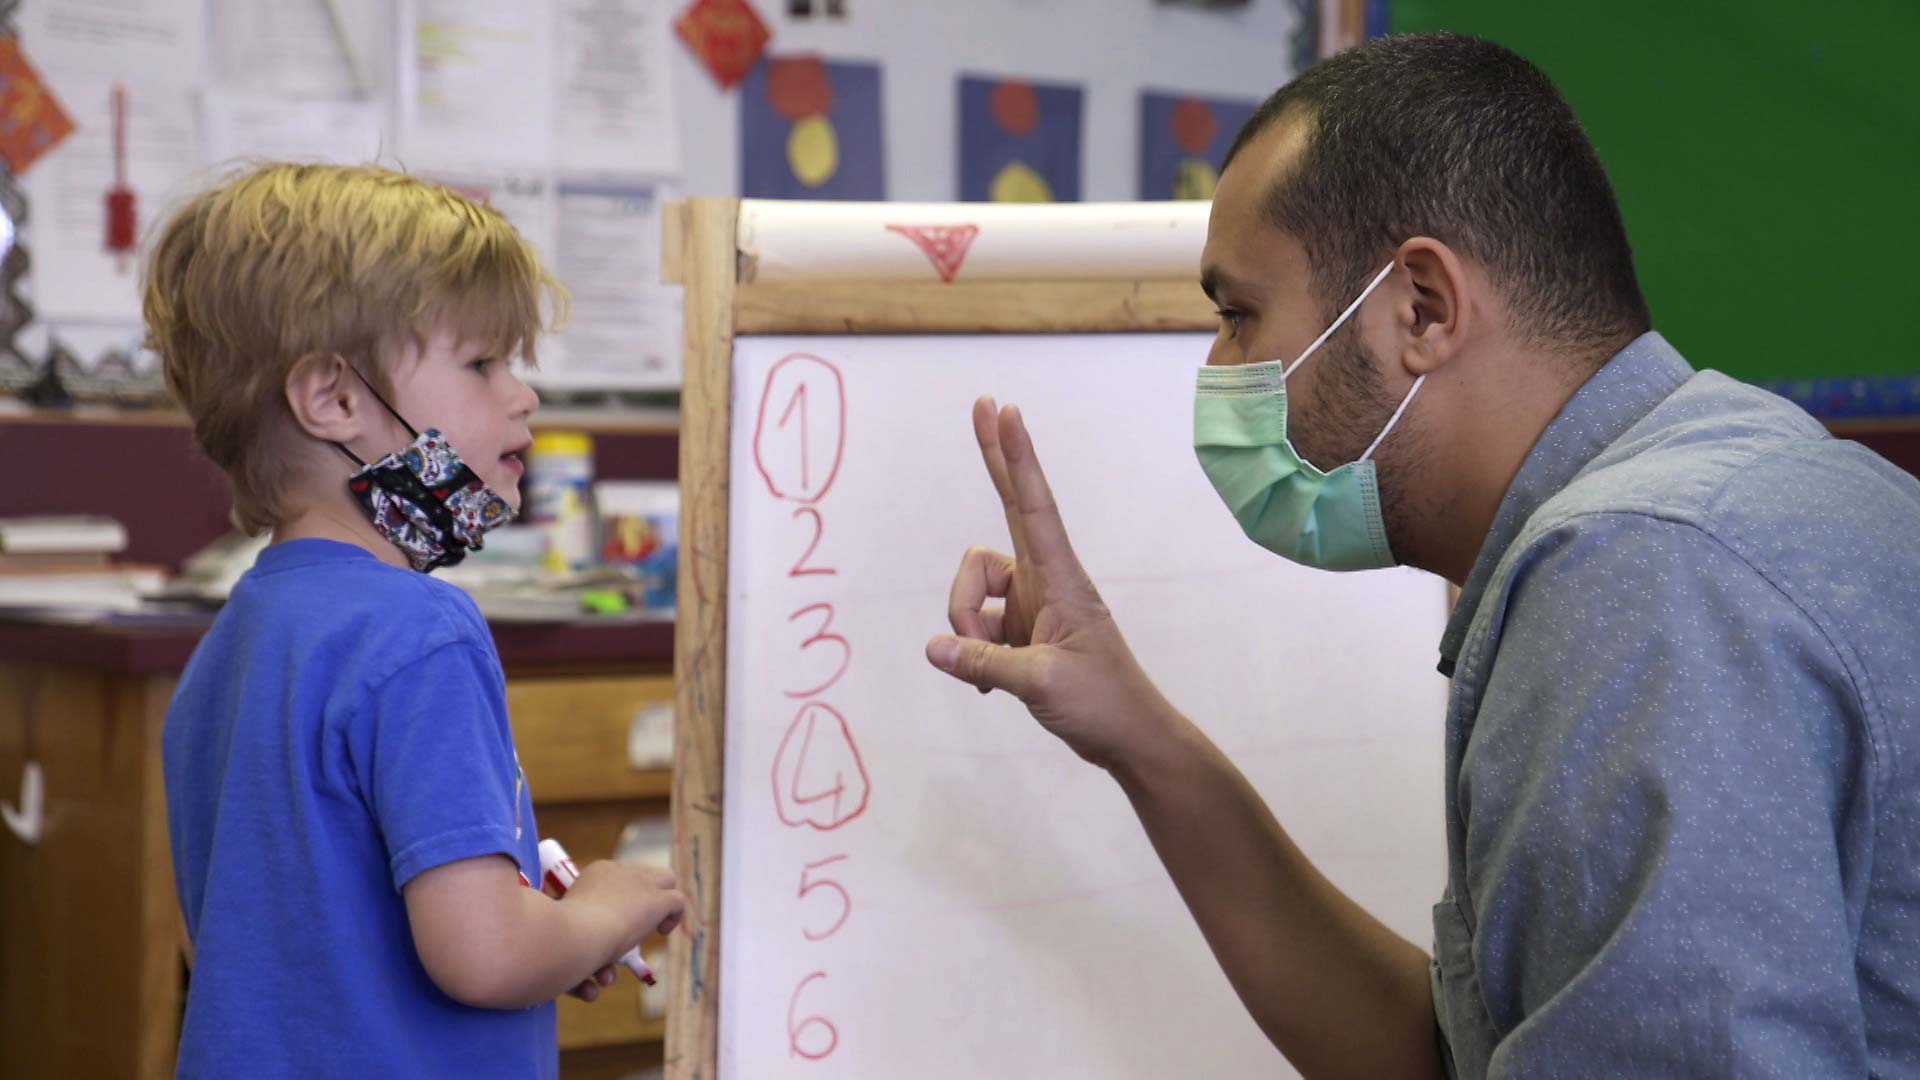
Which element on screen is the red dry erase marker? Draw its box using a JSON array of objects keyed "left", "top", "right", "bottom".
[{"left": 537, "top": 838, "right": 657, "bottom": 986}]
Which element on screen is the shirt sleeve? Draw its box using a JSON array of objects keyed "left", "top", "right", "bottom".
[
  {"left": 1458, "top": 511, "right": 1872, "bottom": 1077},
  {"left": 357, "top": 640, "right": 524, "bottom": 891}
]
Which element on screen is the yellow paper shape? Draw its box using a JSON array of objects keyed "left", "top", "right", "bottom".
[
  {"left": 787, "top": 114, "right": 840, "bottom": 188},
  {"left": 989, "top": 160, "right": 1053, "bottom": 203}
]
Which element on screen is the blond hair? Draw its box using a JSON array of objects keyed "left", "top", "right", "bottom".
[{"left": 141, "top": 162, "right": 566, "bottom": 534}]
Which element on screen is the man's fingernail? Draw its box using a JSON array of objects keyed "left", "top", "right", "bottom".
[{"left": 928, "top": 637, "right": 959, "bottom": 670}]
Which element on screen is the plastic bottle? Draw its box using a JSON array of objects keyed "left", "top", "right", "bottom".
[{"left": 522, "top": 431, "right": 597, "bottom": 574}]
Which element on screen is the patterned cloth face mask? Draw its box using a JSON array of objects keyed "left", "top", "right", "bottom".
[{"left": 334, "top": 367, "right": 513, "bottom": 573}]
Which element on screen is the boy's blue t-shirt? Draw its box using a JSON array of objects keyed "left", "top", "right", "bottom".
[{"left": 164, "top": 539, "right": 554, "bottom": 1079}]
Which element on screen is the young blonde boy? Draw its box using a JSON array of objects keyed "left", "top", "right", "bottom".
[{"left": 144, "top": 163, "right": 684, "bottom": 1078}]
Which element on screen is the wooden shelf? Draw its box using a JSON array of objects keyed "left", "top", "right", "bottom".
[
  {"left": 0, "top": 615, "right": 675, "bottom": 676},
  {"left": 0, "top": 401, "right": 683, "bottom": 436},
  {"left": 558, "top": 990, "right": 668, "bottom": 1051}
]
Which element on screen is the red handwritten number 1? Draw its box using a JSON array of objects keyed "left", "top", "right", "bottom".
[{"left": 780, "top": 381, "right": 810, "bottom": 492}]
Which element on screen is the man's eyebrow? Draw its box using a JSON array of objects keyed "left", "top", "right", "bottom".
[
  {"left": 1201, "top": 268, "right": 1223, "bottom": 303},
  {"left": 1200, "top": 267, "right": 1248, "bottom": 304}
]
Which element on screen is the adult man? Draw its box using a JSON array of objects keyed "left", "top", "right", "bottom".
[{"left": 926, "top": 33, "right": 1920, "bottom": 1078}]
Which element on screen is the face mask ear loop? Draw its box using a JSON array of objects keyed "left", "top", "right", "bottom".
[
  {"left": 1282, "top": 261, "right": 1398, "bottom": 380},
  {"left": 1360, "top": 374, "right": 1426, "bottom": 463},
  {"left": 340, "top": 358, "right": 420, "bottom": 440}
]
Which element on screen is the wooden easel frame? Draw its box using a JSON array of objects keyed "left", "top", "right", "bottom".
[{"left": 662, "top": 196, "right": 1213, "bottom": 1079}]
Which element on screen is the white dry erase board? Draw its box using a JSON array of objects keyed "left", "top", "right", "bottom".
[{"left": 667, "top": 200, "right": 1449, "bottom": 1080}]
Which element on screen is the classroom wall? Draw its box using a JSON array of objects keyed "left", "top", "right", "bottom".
[
  {"left": 1391, "top": 0, "right": 1920, "bottom": 409},
  {"left": 667, "top": 0, "right": 1307, "bottom": 202}
]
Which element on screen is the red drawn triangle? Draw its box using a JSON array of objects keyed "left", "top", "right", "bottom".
[{"left": 885, "top": 223, "right": 980, "bottom": 283}]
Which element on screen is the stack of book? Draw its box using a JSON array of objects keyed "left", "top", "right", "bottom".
[{"left": 0, "top": 516, "right": 166, "bottom": 615}]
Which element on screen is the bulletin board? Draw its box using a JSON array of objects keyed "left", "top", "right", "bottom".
[
  {"left": 0, "top": 0, "right": 1342, "bottom": 401},
  {"left": 1, "top": 0, "right": 688, "bottom": 397},
  {"left": 1391, "top": 0, "right": 1920, "bottom": 420}
]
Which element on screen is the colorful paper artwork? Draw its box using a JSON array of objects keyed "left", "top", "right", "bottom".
[
  {"left": 674, "top": 0, "right": 772, "bottom": 89},
  {"left": 1139, "top": 91, "right": 1257, "bottom": 200},
  {"left": 741, "top": 55, "right": 884, "bottom": 200},
  {"left": 958, "top": 75, "right": 1082, "bottom": 203},
  {"left": 0, "top": 36, "right": 73, "bottom": 174}
]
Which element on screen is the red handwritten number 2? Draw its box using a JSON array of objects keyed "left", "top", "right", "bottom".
[
  {"left": 780, "top": 381, "right": 810, "bottom": 491},
  {"left": 789, "top": 508, "right": 836, "bottom": 577}
]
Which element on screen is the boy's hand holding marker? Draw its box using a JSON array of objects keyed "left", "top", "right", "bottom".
[{"left": 539, "top": 839, "right": 673, "bottom": 1000}]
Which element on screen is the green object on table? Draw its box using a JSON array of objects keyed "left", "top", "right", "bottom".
[{"left": 579, "top": 589, "right": 628, "bottom": 615}]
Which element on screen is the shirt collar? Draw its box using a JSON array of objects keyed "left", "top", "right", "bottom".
[{"left": 1436, "top": 331, "right": 1693, "bottom": 677}]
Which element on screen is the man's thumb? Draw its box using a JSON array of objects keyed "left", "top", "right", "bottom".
[{"left": 926, "top": 634, "right": 1025, "bottom": 696}]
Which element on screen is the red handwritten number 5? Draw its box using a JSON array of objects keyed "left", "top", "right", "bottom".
[
  {"left": 798, "top": 855, "right": 852, "bottom": 941},
  {"left": 787, "top": 972, "right": 839, "bottom": 1060}
]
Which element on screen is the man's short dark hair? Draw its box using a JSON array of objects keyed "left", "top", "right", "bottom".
[{"left": 1224, "top": 32, "right": 1651, "bottom": 357}]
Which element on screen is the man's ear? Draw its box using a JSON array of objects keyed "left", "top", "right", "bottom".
[
  {"left": 284, "top": 352, "right": 369, "bottom": 445},
  {"left": 1393, "top": 237, "right": 1474, "bottom": 378}
]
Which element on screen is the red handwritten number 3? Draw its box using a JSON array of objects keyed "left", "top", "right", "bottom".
[
  {"left": 788, "top": 972, "right": 839, "bottom": 1060},
  {"left": 785, "top": 603, "right": 851, "bottom": 699}
]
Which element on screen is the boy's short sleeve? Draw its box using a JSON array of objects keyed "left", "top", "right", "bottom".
[{"left": 359, "top": 641, "right": 524, "bottom": 891}]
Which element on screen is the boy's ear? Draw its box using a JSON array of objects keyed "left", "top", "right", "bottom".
[{"left": 284, "top": 352, "right": 367, "bottom": 445}]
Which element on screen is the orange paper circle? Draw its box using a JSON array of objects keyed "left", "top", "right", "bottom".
[
  {"left": 1170, "top": 98, "right": 1216, "bottom": 155},
  {"left": 767, "top": 56, "right": 833, "bottom": 122},
  {"left": 989, "top": 80, "right": 1039, "bottom": 137}
]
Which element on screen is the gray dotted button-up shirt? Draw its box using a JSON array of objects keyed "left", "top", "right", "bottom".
[{"left": 1430, "top": 332, "right": 1920, "bottom": 1077}]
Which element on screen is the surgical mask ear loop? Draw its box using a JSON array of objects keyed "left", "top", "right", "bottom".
[
  {"left": 1359, "top": 374, "right": 1426, "bottom": 463},
  {"left": 1283, "top": 262, "right": 1397, "bottom": 380}
]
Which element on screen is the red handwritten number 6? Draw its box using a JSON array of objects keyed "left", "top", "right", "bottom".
[{"left": 787, "top": 972, "right": 839, "bottom": 1060}]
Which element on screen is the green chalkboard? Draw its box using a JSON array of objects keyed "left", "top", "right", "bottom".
[{"left": 1387, "top": 0, "right": 1919, "bottom": 414}]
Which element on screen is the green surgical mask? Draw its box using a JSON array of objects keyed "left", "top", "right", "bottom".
[{"left": 1193, "top": 262, "right": 1422, "bottom": 572}]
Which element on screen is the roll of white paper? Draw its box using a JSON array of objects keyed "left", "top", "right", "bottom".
[{"left": 737, "top": 199, "right": 1210, "bottom": 284}]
